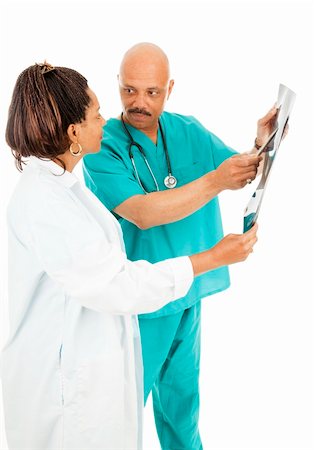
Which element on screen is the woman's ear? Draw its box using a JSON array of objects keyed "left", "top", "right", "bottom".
[{"left": 67, "top": 123, "right": 79, "bottom": 143}]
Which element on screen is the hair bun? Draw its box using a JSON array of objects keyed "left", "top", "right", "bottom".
[{"left": 37, "top": 61, "right": 55, "bottom": 75}]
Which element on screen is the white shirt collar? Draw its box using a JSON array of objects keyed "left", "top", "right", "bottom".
[{"left": 28, "top": 156, "right": 79, "bottom": 188}]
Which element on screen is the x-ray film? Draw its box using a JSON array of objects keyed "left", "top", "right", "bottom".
[{"left": 243, "top": 84, "right": 296, "bottom": 232}]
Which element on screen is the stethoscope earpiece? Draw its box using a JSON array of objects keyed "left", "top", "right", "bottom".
[{"left": 120, "top": 113, "right": 177, "bottom": 194}]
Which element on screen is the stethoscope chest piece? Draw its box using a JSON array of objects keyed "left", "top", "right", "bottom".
[{"left": 164, "top": 175, "right": 177, "bottom": 189}]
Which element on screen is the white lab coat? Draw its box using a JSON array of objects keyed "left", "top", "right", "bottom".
[{"left": 1, "top": 156, "right": 193, "bottom": 450}]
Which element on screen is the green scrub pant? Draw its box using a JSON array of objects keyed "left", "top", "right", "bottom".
[{"left": 139, "top": 302, "right": 202, "bottom": 450}]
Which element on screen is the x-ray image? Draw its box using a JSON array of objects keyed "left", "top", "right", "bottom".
[{"left": 243, "top": 84, "right": 296, "bottom": 232}]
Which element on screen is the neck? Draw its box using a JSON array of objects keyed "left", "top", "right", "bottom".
[
  {"left": 53, "top": 152, "right": 80, "bottom": 172},
  {"left": 121, "top": 113, "right": 159, "bottom": 144},
  {"left": 143, "top": 128, "right": 158, "bottom": 144}
]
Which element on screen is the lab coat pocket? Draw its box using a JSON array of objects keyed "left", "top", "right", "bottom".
[
  {"left": 78, "top": 352, "right": 124, "bottom": 430},
  {"left": 63, "top": 352, "right": 125, "bottom": 448},
  {"left": 174, "top": 161, "right": 205, "bottom": 186}
]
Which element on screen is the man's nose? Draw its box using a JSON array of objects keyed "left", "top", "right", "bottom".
[{"left": 132, "top": 92, "right": 147, "bottom": 108}]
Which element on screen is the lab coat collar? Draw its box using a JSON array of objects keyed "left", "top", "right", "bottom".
[{"left": 28, "top": 156, "right": 79, "bottom": 188}]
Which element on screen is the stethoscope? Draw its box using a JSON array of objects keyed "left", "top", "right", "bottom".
[{"left": 120, "top": 112, "right": 177, "bottom": 193}]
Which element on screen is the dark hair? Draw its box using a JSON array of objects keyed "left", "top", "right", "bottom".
[{"left": 5, "top": 63, "right": 91, "bottom": 171}]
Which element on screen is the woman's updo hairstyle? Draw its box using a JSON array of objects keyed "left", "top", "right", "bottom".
[{"left": 6, "top": 62, "right": 90, "bottom": 170}]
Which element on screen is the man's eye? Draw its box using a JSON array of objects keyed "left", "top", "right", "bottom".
[
  {"left": 148, "top": 91, "right": 158, "bottom": 96},
  {"left": 124, "top": 88, "right": 134, "bottom": 94}
]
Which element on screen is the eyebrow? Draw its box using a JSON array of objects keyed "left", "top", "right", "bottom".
[
  {"left": 121, "top": 84, "right": 160, "bottom": 90},
  {"left": 120, "top": 83, "right": 135, "bottom": 89}
]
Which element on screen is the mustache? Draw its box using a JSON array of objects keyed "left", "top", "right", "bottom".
[{"left": 128, "top": 108, "right": 151, "bottom": 116}]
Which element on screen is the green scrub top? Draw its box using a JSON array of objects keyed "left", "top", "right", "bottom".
[{"left": 83, "top": 112, "right": 237, "bottom": 318}]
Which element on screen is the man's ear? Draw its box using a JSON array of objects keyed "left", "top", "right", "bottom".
[{"left": 167, "top": 79, "right": 175, "bottom": 100}]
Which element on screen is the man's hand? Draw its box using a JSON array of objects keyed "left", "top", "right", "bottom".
[
  {"left": 214, "top": 154, "right": 262, "bottom": 190},
  {"left": 255, "top": 105, "right": 278, "bottom": 148}
]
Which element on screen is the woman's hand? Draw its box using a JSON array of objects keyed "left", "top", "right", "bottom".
[
  {"left": 210, "top": 223, "right": 258, "bottom": 267},
  {"left": 190, "top": 224, "right": 258, "bottom": 276}
]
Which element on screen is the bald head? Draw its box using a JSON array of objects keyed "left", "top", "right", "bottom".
[
  {"left": 119, "top": 42, "right": 170, "bottom": 82},
  {"left": 118, "top": 42, "right": 174, "bottom": 136}
]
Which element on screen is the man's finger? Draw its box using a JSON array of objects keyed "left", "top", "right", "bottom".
[
  {"left": 258, "top": 105, "right": 278, "bottom": 126},
  {"left": 234, "top": 155, "right": 262, "bottom": 167}
]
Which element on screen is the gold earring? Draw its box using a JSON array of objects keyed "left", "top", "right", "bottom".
[{"left": 70, "top": 143, "right": 82, "bottom": 157}]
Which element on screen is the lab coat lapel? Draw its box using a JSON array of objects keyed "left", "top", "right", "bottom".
[{"left": 70, "top": 182, "right": 125, "bottom": 249}]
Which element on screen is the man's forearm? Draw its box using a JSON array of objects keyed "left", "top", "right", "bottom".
[
  {"left": 114, "top": 171, "right": 222, "bottom": 229},
  {"left": 114, "top": 153, "right": 261, "bottom": 229}
]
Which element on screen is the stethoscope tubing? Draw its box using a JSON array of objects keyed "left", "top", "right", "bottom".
[{"left": 120, "top": 113, "right": 177, "bottom": 193}]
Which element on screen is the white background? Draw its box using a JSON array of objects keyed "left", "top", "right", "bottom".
[{"left": 0, "top": 0, "right": 313, "bottom": 449}]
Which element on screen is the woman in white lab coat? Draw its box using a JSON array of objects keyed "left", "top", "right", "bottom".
[{"left": 1, "top": 62, "right": 258, "bottom": 450}]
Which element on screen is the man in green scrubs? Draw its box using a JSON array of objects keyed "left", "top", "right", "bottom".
[{"left": 83, "top": 43, "right": 276, "bottom": 449}]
